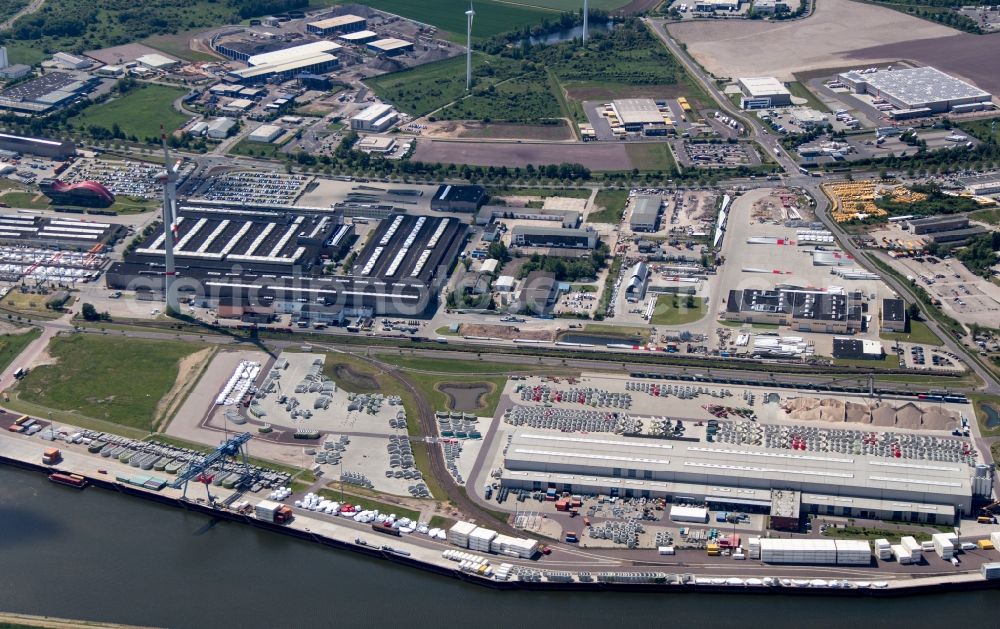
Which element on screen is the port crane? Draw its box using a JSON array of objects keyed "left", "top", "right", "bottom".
[{"left": 171, "top": 432, "right": 254, "bottom": 501}]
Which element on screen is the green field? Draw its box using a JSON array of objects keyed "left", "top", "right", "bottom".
[
  {"left": 880, "top": 320, "right": 943, "bottom": 346},
  {"left": 350, "top": 0, "right": 553, "bottom": 38},
  {"left": 958, "top": 118, "right": 1000, "bottom": 143},
  {"left": 971, "top": 208, "right": 1000, "bottom": 225},
  {"left": 17, "top": 335, "right": 203, "bottom": 430},
  {"left": 830, "top": 354, "right": 898, "bottom": 369},
  {"left": 0, "top": 329, "right": 41, "bottom": 374},
  {"left": 106, "top": 196, "right": 160, "bottom": 214},
  {"left": 70, "top": 85, "right": 189, "bottom": 141},
  {"left": 588, "top": 189, "right": 629, "bottom": 223},
  {"left": 438, "top": 73, "right": 562, "bottom": 123},
  {"left": 229, "top": 137, "right": 284, "bottom": 160},
  {"left": 490, "top": 186, "right": 592, "bottom": 199},
  {"left": 625, "top": 143, "right": 677, "bottom": 173},
  {"left": 0, "top": 191, "right": 50, "bottom": 210},
  {"left": 366, "top": 54, "right": 521, "bottom": 118},
  {"left": 650, "top": 295, "right": 706, "bottom": 326},
  {"left": 785, "top": 81, "right": 829, "bottom": 112}
]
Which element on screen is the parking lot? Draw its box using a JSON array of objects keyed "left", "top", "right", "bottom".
[
  {"left": 880, "top": 252, "right": 1000, "bottom": 327},
  {"left": 192, "top": 171, "right": 312, "bottom": 205},
  {"left": 61, "top": 159, "right": 188, "bottom": 199}
]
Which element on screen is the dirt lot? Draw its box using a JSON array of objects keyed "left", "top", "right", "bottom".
[
  {"left": 459, "top": 323, "right": 555, "bottom": 341},
  {"left": 412, "top": 139, "right": 635, "bottom": 170},
  {"left": 84, "top": 43, "right": 173, "bottom": 65},
  {"left": 665, "top": 0, "right": 957, "bottom": 80},
  {"left": 845, "top": 34, "right": 1000, "bottom": 97}
]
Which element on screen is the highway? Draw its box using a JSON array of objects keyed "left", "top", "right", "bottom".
[{"left": 644, "top": 17, "right": 1000, "bottom": 394}]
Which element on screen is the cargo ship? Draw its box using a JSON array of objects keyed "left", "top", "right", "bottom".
[{"left": 48, "top": 472, "right": 88, "bottom": 489}]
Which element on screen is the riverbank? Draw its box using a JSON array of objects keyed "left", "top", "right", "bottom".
[
  {"left": 0, "top": 612, "right": 160, "bottom": 629},
  {"left": 3, "top": 426, "right": 1000, "bottom": 597}
]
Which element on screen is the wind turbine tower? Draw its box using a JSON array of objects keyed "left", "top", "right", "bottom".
[
  {"left": 466, "top": 3, "right": 475, "bottom": 91},
  {"left": 583, "top": 0, "right": 588, "bottom": 44},
  {"left": 158, "top": 128, "right": 180, "bottom": 315}
]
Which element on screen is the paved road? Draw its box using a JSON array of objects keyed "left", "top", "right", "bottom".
[{"left": 0, "top": 0, "right": 44, "bottom": 31}]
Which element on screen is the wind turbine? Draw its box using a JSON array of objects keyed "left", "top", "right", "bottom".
[
  {"left": 158, "top": 127, "right": 180, "bottom": 315},
  {"left": 583, "top": 0, "right": 588, "bottom": 44},
  {"left": 466, "top": 2, "right": 475, "bottom": 91}
]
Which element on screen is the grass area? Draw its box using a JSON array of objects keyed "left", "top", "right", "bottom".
[
  {"left": 967, "top": 393, "right": 1000, "bottom": 439},
  {"left": 785, "top": 81, "right": 829, "bottom": 112},
  {"left": 229, "top": 137, "right": 284, "bottom": 160},
  {"left": 588, "top": 189, "right": 628, "bottom": 223},
  {"left": 490, "top": 186, "right": 592, "bottom": 199},
  {"left": 3, "top": 0, "right": 238, "bottom": 61},
  {"left": 0, "top": 291, "right": 69, "bottom": 318},
  {"left": 1, "top": 41, "right": 47, "bottom": 66},
  {"left": 625, "top": 143, "right": 677, "bottom": 173},
  {"left": 142, "top": 32, "right": 219, "bottom": 62},
  {"left": 579, "top": 323, "right": 651, "bottom": 341},
  {"left": 970, "top": 207, "right": 1000, "bottom": 226},
  {"left": 326, "top": 121, "right": 344, "bottom": 132},
  {"left": 17, "top": 335, "right": 203, "bottom": 431},
  {"left": 718, "top": 319, "right": 780, "bottom": 330},
  {"left": 366, "top": 54, "right": 521, "bottom": 118},
  {"left": 649, "top": 295, "right": 706, "bottom": 326},
  {"left": 0, "top": 191, "right": 50, "bottom": 210},
  {"left": 830, "top": 354, "right": 899, "bottom": 369},
  {"left": 880, "top": 320, "right": 943, "bottom": 347},
  {"left": 70, "top": 85, "right": 189, "bottom": 141},
  {"left": 317, "top": 488, "right": 422, "bottom": 521},
  {"left": 349, "top": 0, "right": 552, "bottom": 39},
  {"left": 434, "top": 325, "right": 459, "bottom": 336},
  {"left": 821, "top": 525, "right": 941, "bottom": 544},
  {"left": 438, "top": 72, "right": 563, "bottom": 123},
  {"left": 429, "top": 514, "right": 455, "bottom": 529},
  {"left": 0, "top": 328, "right": 40, "bottom": 374},
  {"left": 958, "top": 117, "right": 1000, "bottom": 144},
  {"left": 105, "top": 196, "right": 159, "bottom": 214}
]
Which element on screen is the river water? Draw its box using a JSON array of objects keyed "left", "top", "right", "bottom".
[{"left": 3, "top": 465, "right": 1000, "bottom": 629}]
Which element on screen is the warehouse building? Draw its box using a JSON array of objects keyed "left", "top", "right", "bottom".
[
  {"left": 909, "top": 215, "right": 968, "bottom": 235},
  {"left": 0, "top": 213, "right": 124, "bottom": 250},
  {"left": 207, "top": 117, "right": 237, "bottom": 139},
  {"left": 725, "top": 286, "right": 863, "bottom": 333},
  {"left": 52, "top": 52, "right": 91, "bottom": 70},
  {"left": 227, "top": 40, "right": 341, "bottom": 83},
  {"left": 476, "top": 206, "right": 580, "bottom": 228},
  {"left": 137, "top": 53, "right": 181, "bottom": 71},
  {"left": 338, "top": 30, "right": 380, "bottom": 45},
  {"left": 501, "top": 431, "right": 974, "bottom": 524},
  {"left": 431, "top": 184, "right": 487, "bottom": 213},
  {"left": 248, "top": 124, "right": 284, "bottom": 143},
  {"left": 629, "top": 195, "right": 662, "bottom": 232},
  {"left": 610, "top": 99, "right": 670, "bottom": 133},
  {"left": 0, "top": 132, "right": 76, "bottom": 160},
  {"left": 928, "top": 226, "right": 988, "bottom": 247},
  {"left": 350, "top": 103, "right": 398, "bottom": 132},
  {"left": 367, "top": 38, "right": 414, "bottom": 56},
  {"left": 881, "top": 298, "right": 906, "bottom": 333},
  {"left": 832, "top": 337, "right": 884, "bottom": 360},
  {"left": 510, "top": 225, "right": 597, "bottom": 250},
  {"left": 306, "top": 14, "right": 367, "bottom": 36},
  {"left": 737, "top": 77, "right": 792, "bottom": 109},
  {"left": 106, "top": 208, "right": 455, "bottom": 316},
  {"left": 516, "top": 271, "right": 560, "bottom": 314},
  {"left": 694, "top": 0, "right": 742, "bottom": 10},
  {"left": 0, "top": 71, "right": 102, "bottom": 115},
  {"left": 839, "top": 66, "right": 993, "bottom": 116}
]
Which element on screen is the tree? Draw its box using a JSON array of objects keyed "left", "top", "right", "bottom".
[
  {"left": 81, "top": 302, "right": 100, "bottom": 321},
  {"left": 906, "top": 302, "right": 922, "bottom": 323}
]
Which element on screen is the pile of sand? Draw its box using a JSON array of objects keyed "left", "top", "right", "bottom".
[{"left": 782, "top": 397, "right": 960, "bottom": 429}]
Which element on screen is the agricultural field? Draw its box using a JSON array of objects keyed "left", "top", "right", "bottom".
[
  {"left": 16, "top": 335, "right": 205, "bottom": 430},
  {"left": 366, "top": 54, "right": 521, "bottom": 118},
  {"left": 438, "top": 73, "right": 562, "bottom": 123},
  {"left": 70, "top": 85, "right": 190, "bottom": 141},
  {"left": 353, "top": 0, "right": 552, "bottom": 39}
]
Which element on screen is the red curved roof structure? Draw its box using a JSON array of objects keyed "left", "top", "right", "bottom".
[{"left": 42, "top": 179, "right": 115, "bottom": 206}]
